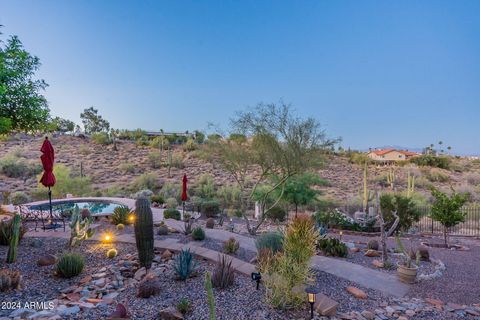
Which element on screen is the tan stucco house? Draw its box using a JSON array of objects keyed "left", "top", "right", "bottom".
[{"left": 367, "top": 149, "right": 419, "bottom": 162}]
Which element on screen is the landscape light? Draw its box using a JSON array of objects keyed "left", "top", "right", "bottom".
[
  {"left": 339, "top": 231, "right": 343, "bottom": 240},
  {"left": 305, "top": 286, "right": 320, "bottom": 319},
  {"left": 128, "top": 214, "right": 135, "bottom": 223},
  {"left": 251, "top": 272, "right": 261, "bottom": 290},
  {"left": 103, "top": 232, "right": 113, "bottom": 243}
]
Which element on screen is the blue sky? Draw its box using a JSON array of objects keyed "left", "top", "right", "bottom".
[{"left": 1, "top": 1, "right": 479, "bottom": 154}]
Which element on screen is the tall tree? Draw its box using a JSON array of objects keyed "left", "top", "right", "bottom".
[
  {"left": 210, "top": 102, "right": 339, "bottom": 235},
  {"left": 281, "top": 173, "right": 327, "bottom": 217},
  {"left": 0, "top": 35, "right": 50, "bottom": 133},
  {"left": 80, "top": 107, "right": 110, "bottom": 134}
]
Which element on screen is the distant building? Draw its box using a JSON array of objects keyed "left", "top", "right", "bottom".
[{"left": 367, "top": 148, "right": 419, "bottom": 162}]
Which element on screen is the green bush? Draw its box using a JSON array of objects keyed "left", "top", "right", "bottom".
[
  {"left": 132, "top": 173, "right": 161, "bottom": 191},
  {"left": 164, "top": 208, "right": 181, "bottom": 220},
  {"left": 380, "top": 193, "right": 421, "bottom": 232},
  {"left": 173, "top": 249, "right": 198, "bottom": 280},
  {"left": 160, "top": 182, "right": 181, "bottom": 201},
  {"left": 119, "top": 162, "right": 135, "bottom": 174},
  {"left": 193, "top": 174, "right": 216, "bottom": 199},
  {"left": 223, "top": 237, "right": 240, "bottom": 254},
  {"left": 410, "top": 155, "right": 451, "bottom": 169},
  {"left": 266, "top": 206, "right": 287, "bottom": 222},
  {"left": 191, "top": 227, "right": 206, "bottom": 241},
  {"left": 91, "top": 132, "right": 111, "bottom": 145},
  {"left": 201, "top": 200, "right": 220, "bottom": 218},
  {"left": 348, "top": 152, "right": 372, "bottom": 165},
  {"left": 148, "top": 152, "right": 162, "bottom": 168},
  {"left": 314, "top": 209, "right": 359, "bottom": 230},
  {"left": 56, "top": 253, "right": 85, "bottom": 278},
  {"left": 34, "top": 164, "right": 92, "bottom": 198},
  {"left": 317, "top": 237, "right": 348, "bottom": 257},
  {"left": 150, "top": 194, "right": 164, "bottom": 205},
  {"left": 255, "top": 232, "right": 283, "bottom": 254},
  {"left": 176, "top": 298, "right": 191, "bottom": 315},
  {"left": 171, "top": 154, "right": 185, "bottom": 169},
  {"left": 182, "top": 138, "right": 197, "bottom": 151},
  {"left": 9, "top": 191, "right": 31, "bottom": 205},
  {"left": 425, "top": 168, "right": 449, "bottom": 183},
  {"left": 111, "top": 206, "right": 131, "bottom": 225},
  {"left": 165, "top": 197, "right": 178, "bottom": 209},
  {"left": 149, "top": 136, "right": 170, "bottom": 149},
  {"left": 0, "top": 155, "right": 41, "bottom": 178}
]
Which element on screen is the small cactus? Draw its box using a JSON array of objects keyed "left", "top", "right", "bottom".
[
  {"left": 361, "top": 162, "right": 374, "bottom": 212},
  {"left": 407, "top": 171, "right": 416, "bottom": 198},
  {"left": 386, "top": 167, "right": 395, "bottom": 190},
  {"left": 0, "top": 269, "right": 21, "bottom": 292},
  {"left": 106, "top": 248, "right": 118, "bottom": 259},
  {"left": 205, "top": 272, "right": 216, "bottom": 320},
  {"left": 116, "top": 224, "right": 125, "bottom": 231},
  {"left": 69, "top": 206, "right": 94, "bottom": 247},
  {"left": 6, "top": 214, "right": 20, "bottom": 264},
  {"left": 56, "top": 253, "right": 85, "bottom": 278}
]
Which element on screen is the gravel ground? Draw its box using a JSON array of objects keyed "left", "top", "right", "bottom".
[
  {"left": 338, "top": 233, "right": 480, "bottom": 305},
  {"left": 0, "top": 237, "right": 134, "bottom": 317}
]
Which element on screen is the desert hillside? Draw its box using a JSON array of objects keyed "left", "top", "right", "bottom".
[{"left": 1, "top": 135, "right": 479, "bottom": 206}]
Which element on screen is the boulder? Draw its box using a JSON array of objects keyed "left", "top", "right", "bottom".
[
  {"left": 205, "top": 218, "right": 215, "bottom": 229},
  {"left": 37, "top": 254, "right": 56, "bottom": 266},
  {"left": 367, "top": 239, "right": 379, "bottom": 251},
  {"left": 361, "top": 310, "right": 375, "bottom": 320},
  {"left": 364, "top": 250, "right": 381, "bottom": 257},
  {"left": 372, "top": 260, "right": 384, "bottom": 268},
  {"left": 108, "top": 303, "right": 128, "bottom": 319},
  {"left": 134, "top": 267, "right": 147, "bottom": 281},
  {"left": 161, "top": 249, "right": 173, "bottom": 261},
  {"left": 416, "top": 245, "right": 430, "bottom": 261},
  {"left": 159, "top": 307, "right": 184, "bottom": 320},
  {"left": 314, "top": 293, "right": 339, "bottom": 316},
  {"left": 346, "top": 286, "right": 367, "bottom": 299}
]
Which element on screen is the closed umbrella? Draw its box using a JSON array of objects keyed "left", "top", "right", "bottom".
[
  {"left": 181, "top": 174, "right": 188, "bottom": 214},
  {"left": 40, "top": 137, "right": 56, "bottom": 229}
]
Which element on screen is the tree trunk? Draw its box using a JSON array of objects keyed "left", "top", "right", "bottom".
[
  {"left": 295, "top": 203, "right": 298, "bottom": 219},
  {"left": 444, "top": 226, "right": 448, "bottom": 247}
]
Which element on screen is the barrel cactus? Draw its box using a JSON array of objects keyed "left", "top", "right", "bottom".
[{"left": 134, "top": 197, "right": 154, "bottom": 269}]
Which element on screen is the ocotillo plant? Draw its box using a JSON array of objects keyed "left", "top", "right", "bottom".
[
  {"left": 134, "top": 197, "right": 154, "bottom": 269},
  {"left": 361, "top": 162, "right": 373, "bottom": 212},
  {"left": 6, "top": 214, "right": 21, "bottom": 263},
  {"left": 205, "top": 272, "right": 216, "bottom": 320},
  {"left": 407, "top": 171, "right": 416, "bottom": 198},
  {"left": 386, "top": 167, "right": 395, "bottom": 190},
  {"left": 69, "top": 206, "right": 94, "bottom": 247}
]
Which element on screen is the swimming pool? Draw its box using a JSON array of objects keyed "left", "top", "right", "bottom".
[{"left": 29, "top": 200, "right": 125, "bottom": 216}]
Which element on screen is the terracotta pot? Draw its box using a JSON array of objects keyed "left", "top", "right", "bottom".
[{"left": 397, "top": 263, "right": 418, "bottom": 284}]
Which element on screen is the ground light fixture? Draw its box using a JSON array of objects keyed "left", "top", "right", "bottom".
[
  {"left": 251, "top": 272, "right": 261, "bottom": 290},
  {"left": 339, "top": 231, "right": 343, "bottom": 241},
  {"left": 305, "top": 286, "right": 320, "bottom": 319},
  {"left": 102, "top": 232, "right": 113, "bottom": 243},
  {"left": 128, "top": 214, "right": 135, "bottom": 223}
]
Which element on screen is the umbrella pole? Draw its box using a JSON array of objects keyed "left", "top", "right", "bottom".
[{"left": 48, "top": 186, "right": 53, "bottom": 228}]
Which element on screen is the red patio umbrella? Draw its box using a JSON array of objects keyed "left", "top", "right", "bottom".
[
  {"left": 181, "top": 174, "right": 188, "bottom": 214},
  {"left": 40, "top": 137, "right": 56, "bottom": 228}
]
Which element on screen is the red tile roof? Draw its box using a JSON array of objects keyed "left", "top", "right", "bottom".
[{"left": 370, "top": 149, "right": 419, "bottom": 156}]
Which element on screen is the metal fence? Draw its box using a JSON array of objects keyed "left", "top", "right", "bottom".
[{"left": 414, "top": 205, "right": 480, "bottom": 237}]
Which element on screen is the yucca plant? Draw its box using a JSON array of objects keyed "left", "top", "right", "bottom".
[
  {"left": 56, "top": 253, "right": 85, "bottom": 278},
  {"left": 173, "top": 249, "right": 198, "bottom": 280}
]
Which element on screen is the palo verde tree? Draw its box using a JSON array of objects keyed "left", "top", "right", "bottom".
[
  {"left": 429, "top": 186, "right": 469, "bottom": 247},
  {"left": 0, "top": 31, "right": 50, "bottom": 134},
  {"left": 80, "top": 107, "right": 110, "bottom": 134},
  {"left": 280, "top": 172, "right": 327, "bottom": 217},
  {"left": 210, "top": 101, "right": 338, "bottom": 235}
]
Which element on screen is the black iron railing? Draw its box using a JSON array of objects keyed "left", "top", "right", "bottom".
[{"left": 414, "top": 205, "right": 480, "bottom": 237}]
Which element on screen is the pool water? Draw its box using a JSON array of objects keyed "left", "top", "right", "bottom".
[{"left": 29, "top": 201, "right": 124, "bottom": 215}]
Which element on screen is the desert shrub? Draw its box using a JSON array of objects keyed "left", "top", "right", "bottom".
[
  {"left": 367, "top": 239, "right": 379, "bottom": 250},
  {"left": 226, "top": 208, "right": 243, "bottom": 218},
  {"left": 454, "top": 184, "right": 480, "bottom": 202},
  {"left": 313, "top": 209, "right": 362, "bottom": 231},
  {"left": 149, "top": 136, "right": 170, "bottom": 149},
  {"left": 34, "top": 164, "right": 92, "bottom": 198},
  {"left": 223, "top": 237, "right": 240, "bottom": 254},
  {"left": 137, "top": 278, "right": 161, "bottom": 298},
  {"left": 0, "top": 155, "right": 41, "bottom": 178},
  {"left": 106, "top": 248, "right": 118, "bottom": 259},
  {"left": 132, "top": 173, "right": 161, "bottom": 191},
  {"left": 0, "top": 219, "right": 27, "bottom": 245},
  {"left": 56, "top": 253, "right": 85, "bottom": 278},
  {"left": 255, "top": 232, "right": 283, "bottom": 254},
  {"left": 176, "top": 298, "right": 191, "bottom": 315},
  {"left": 148, "top": 152, "right": 162, "bottom": 168},
  {"left": 165, "top": 197, "right": 178, "bottom": 209},
  {"left": 174, "top": 249, "right": 198, "bottom": 280},
  {"left": 216, "top": 184, "right": 243, "bottom": 208},
  {"left": 119, "top": 162, "right": 135, "bottom": 174},
  {"left": 150, "top": 194, "right": 164, "bottom": 205},
  {"left": 171, "top": 154, "right": 185, "bottom": 169},
  {"left": 465, "top": 172, "right": 480, "bottom": 186},
  {"left": 191, "top": 227, "right": 206, "bottom": 241},
  {"left": 201, "top": 200, "right": 220, "bottom": 218},
  {"left": 0, "top": 269, "right": 21, "bottom": 292},
  {"left": 157, "top": 222, "right": 169, "bottom": 235},
  {"left": 163, "top": 208, "right": 181, "bottom": 220},
  {"left": 193, "top": 174, "right": 216, "bottom": 199},
  {"left": 205, "top": 217, "right": 215, "bottom": 229},
  {"left": 266, "top": 206, "right": 287, "bottom": 222},
  {"left": 262, "top": 215, "right": 319, "bottom": 309},
  {"left": 9, "top": 191, "right": 30, "bottom": 205},
  {"left": 212, "top": 254, "right": 235, "bottom": 289},
  {"left": 410, "top": 154, "right": 450, "bottom": 169},
  {"left": 182, "top": 138, "right": 197, "bottom": 151},
  {"left": 132, "top": 189, "right": 154, "bottom": 199},
  {"left": 111, "top": 206, "right": 131, "bottom": 225},
  {"left": 380, "top": 193, "right": 421, "bottom": 232},
  {"left": 91, "top": 132, "right": 111, "bottom": 145},
  {"left": 348, "top": 152, "right": 372, "bottom": 165},
  {"left": 424, "top": 168, "right": 449, "bottom": 182},
  {"left": 160, "top": 182, "right": 181, "bottom": 201},
  {"left": 317, "top": 237, "right": 348, "bottom": 257}
]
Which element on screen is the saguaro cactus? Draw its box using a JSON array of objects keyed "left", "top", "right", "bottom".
[
  {"left": 386, "top": 167, "right": 395, "bottom": 190},
  {"left": 134, "top": 197, "right": 154, "bottom": 269},
  {"left": 205, "top": 272, "right": 216, "bottom": 320},
  {"left": 6, "top": 214, "right": 21, "bottom": 263},
  {"left": 361, "top": 162, "right": 373, "bottom": 212},
  {"left": 407, "top": 171, "right": 416, "bottom": 198}
]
